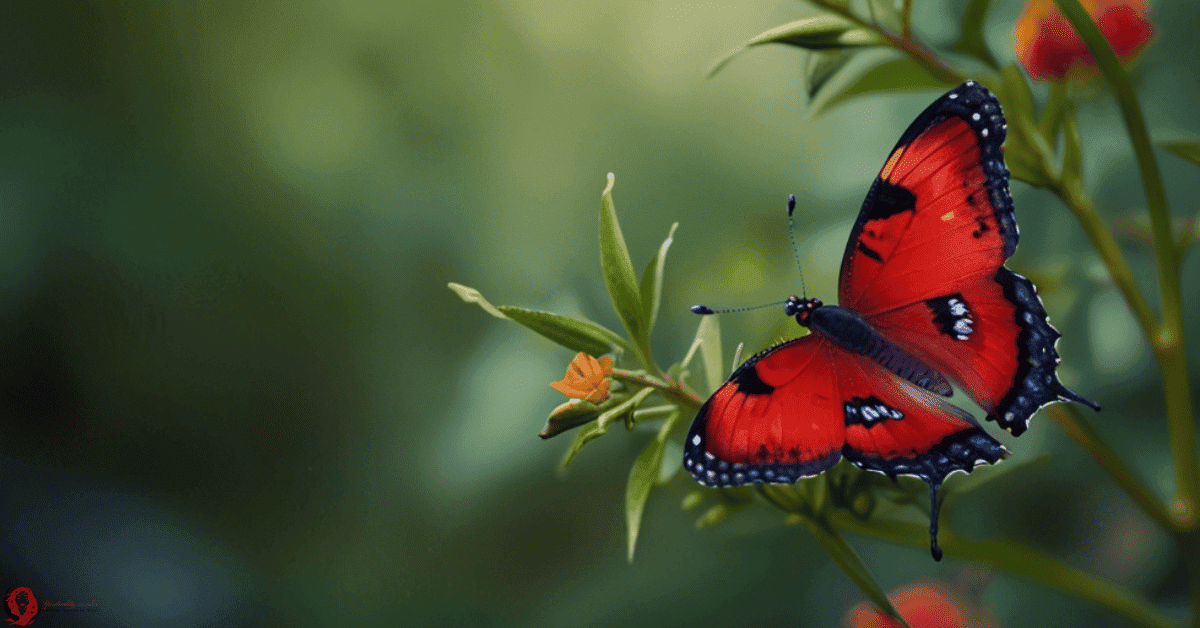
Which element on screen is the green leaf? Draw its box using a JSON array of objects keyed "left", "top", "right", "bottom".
[
  {"left": 599, "top": 174, "right": 651, "bottom": 366},
  {"left": 1000, "top": 64, "right": 1037, "bottom": 129},
  {"left": 694, "top": 314, "right": 724, "bottom": 394},
  {"left": 952, "top": 0, "right": 998, "bottom": 70},
  {"left": 802, "top": 516, "right": 913, "bottom": 628},
  {"left": 1039, "top": 80, "right": 1069, "bottom": 149},
  {"left": 450, "top": 282, "right": 636, "bottom": 356},
  {"left": 864, "top": 0, "right": 902, "bottom": 34},
  {"left": 498, "top": 306, "right": 634, "bottom": 357},
  {"left": 558, "top": 387, "right": 655, "bottom": 472},
  {"left": 994, "top": 64, "right": 1052, "bottom": 187},
  {"left": 1163, "top": 141, "right": 1200, "bottom": 168},
  {"left": 558, "top": 420, "right": 608, "bottom": 474},
  {"left": 708, "top": 16, "right": 884, "bottom": 78},
  {"left": 639, "top": 222, "right": 678, "bottom": 339},
  {"left": 626, "top": 438, "right": 665, "bottom": 562},
  {"left": 696, "top": 504, "right": 729, "bottom": 528},
  {"left": 541, "top": 398, "right": 611, "bottom": 440},
  {"left": 812, "top": 54, "right": 956, "bottom": 116},
  {"left": 806, "top": 49, "right": 854, "bottom": 100},
  {"left": 447, "top": 282, "right": 507, "bottom": 319},
  {"left": 658, "top": 440, "right": 683, "bottom": 485},
  {"left": 625, "top": 410, "right": 681, "bottom": 563}
]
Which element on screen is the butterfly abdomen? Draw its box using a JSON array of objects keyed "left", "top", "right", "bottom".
[{"left": 810, "top": 305, "right": 952, "bottom": 396}]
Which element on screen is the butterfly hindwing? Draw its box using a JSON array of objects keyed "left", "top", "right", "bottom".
[
  {"left": 864, "top": 267, "right": 1098, "bottom": 434},
  {"left": 685, "top": 335, "right": 844, "bottom": 487},
  {"left": 684, "top": 334, "right": 1005, "bottom": 489}
]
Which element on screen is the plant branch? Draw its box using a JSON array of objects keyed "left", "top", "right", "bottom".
[
  {"left": 1053, "top": 0, "right": 1198, "bottom": 527},
  {"left": 1049, "top": 404, "right": 1177, "bottom": 534},
  {"left": 829, "top": 512, "right": 1178, "bottom": 628},
  {"left": 1047, "top": 177, "right": 1160, "bottom": 355},
  {"left": 813, "top": 0, "right": 964, "bottom": 83},
  {"left": 612, "top": 368, "right": 705, "bottom": 410}
]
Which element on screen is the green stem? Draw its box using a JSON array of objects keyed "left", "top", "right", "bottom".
[
  {"left": 1054, "top": 0, "right": 1197, "bottom": 527},
  {"left": 815, "top": 0, "right": 963, "bottom": 84},
  {"left": 1039, "top": 80, "right": 1070, "bottom": 148},
  {"left": 801, "top": 514, "right": 913, "bottom": 628},
  {"left": 612, "top": 368, "right": 705, "bottom": 410},
  {"left": 1049, "top": 177, "right": 1160, "bottom": 355},
  {"left": 830, "top": 513, "right": 1177, "bottom": 628},
  {"left": 1049, "top": 404, "right": 1177, "bottom": 534}
]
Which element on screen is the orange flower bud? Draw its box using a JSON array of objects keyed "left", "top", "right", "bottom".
[
  {"left": 550, "top": 352, "right": 614, "bottom": 404},
  {"left": 1015, "top": 0, "right": 1154, "bottom": 80}
]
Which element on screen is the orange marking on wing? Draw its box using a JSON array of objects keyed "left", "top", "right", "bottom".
[{"left": 879, "top": 147, "right": 906, "bottom": 181}]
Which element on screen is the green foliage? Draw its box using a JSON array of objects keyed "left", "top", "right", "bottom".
[
  {"left": 640, "top": 222, "right": 678, "bottom": 341},
  {"left": 952, "top": 0, "right": 999, "bottom": 70},
  {"left": 449, "top": 283, "right": 635, "bottom": 356},
  {"left": 709, "top": 15, "right": 885, "bottom": 79},
  {"left": 811, "top": 54, "right": 955, "bottom": 115},
  {"left": 1163, "top": 140, "right": 1200, "bottom": 168},
  {"left": 599, "top": 173, "right": 654, "bottom": 371},
  {"left": 451, "top": 1, "right": 1198, "bottom": 626}
]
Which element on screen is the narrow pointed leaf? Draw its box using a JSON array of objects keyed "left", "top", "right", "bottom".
[
  {"left": 448, "top": 282, "right": 507, "bottom": 319},
  {"left": 1163, "top": 141, "right": 1200, "bottom": 168},
  {"left": 541, "top": 398, "right": 616, "bottom": 439},
  {"left": 709, "top": 16, "right": 883, "bottom": 78},
  {"left": 558, "top": 420, "right": 609, "bottom": 473},
  {"left": 807, "top": 49, "right": 854, "bottom": 100},
  {"left": 598, "top": 174, "right": 650, "bottom": 361},
  {"left": 952, "top": 0, "right": 998, "bottom": 69},
  {"left": 498, "top": 306, "right": 634, "bottom": 357},
  {"left": 640, "top": 222, "right": 678, "bottom": 337},
  {"left": 658, "top": 440, "right": 683, "bottom": 485},
  {"left": 1039, "top": 80, "right": 1069, "bottom": 149},
  {"left": 813, "top": 55, "right": 955, "bottom": 116},
  {"left": 626, "top": 412, "right": 679, "bottom": 562},
  {"left": 803, "top": 517, "right": 913, "bottom": 628},
  {"left": 694, "top": 315, "right": 724, "bottom": 394},
  {"left": 696, "top": 504, "right": 729, "bottom": 528},
  {"left": 559, "top": 387, "right": 655, "bottom": 472},
  {"left": 1000, "top": 64, "right": 1037, "bottom": 131},
  {"left": 995, "top": 64, "right": 1050, "bottom": 187},
  {"left": 865, "top": 0, "right": 902, "bottom": 34}
]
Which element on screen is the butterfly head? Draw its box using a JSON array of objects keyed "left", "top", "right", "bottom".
[{"left": 784, "top": 296, "right": 823, "bottom": 327}]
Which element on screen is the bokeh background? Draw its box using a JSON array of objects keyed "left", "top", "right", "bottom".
[{"left": 1, "top": 1, "right": 1198, "bottom": 626}]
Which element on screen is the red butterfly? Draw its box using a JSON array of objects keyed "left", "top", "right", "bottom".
[{"left": 684, "top": 81, "right": 1099, "bottom": 560}]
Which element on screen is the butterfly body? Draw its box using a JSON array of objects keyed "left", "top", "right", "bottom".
[{"left": 685, "top": 81, "right": 1099, "bottom": 560}]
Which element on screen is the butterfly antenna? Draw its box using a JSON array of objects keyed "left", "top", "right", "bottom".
[
  {"left": 786, "top": 194, "right": 807, "bottom": 299},
  {"left": 690, "top": 301, "right": 787, "bottom": 315}
]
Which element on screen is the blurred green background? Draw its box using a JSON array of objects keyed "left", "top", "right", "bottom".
[{"left": 1, "top": 1, "right": 1198, "bottom": 626}]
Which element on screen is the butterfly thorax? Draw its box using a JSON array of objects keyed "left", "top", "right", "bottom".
[
  {"left": 804, "top": 302, "right": 878, "bottom": 354},
  {"left": 792, "top": 297, "right": 954, "bottom": 397}
]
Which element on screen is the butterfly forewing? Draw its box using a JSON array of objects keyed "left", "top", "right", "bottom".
[{"left": 836, "top": 81, "right": 1095, "bottom": 434}]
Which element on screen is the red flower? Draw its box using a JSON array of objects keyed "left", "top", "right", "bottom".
[
  {"left": 550, "top": 352, "right": 614, "bottom": 404},
  {"left": 1015, "top": 0, "right": 1154, "bottom": 80},
  {"left": 844, "top": 582, "right": 995, "bottom": 628}
]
